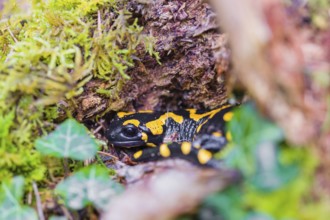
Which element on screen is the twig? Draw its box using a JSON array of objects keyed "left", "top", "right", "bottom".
[
  {"left": 97, "top": 151, "right": 119, "bottom": 160},
  {"left": 6, "top": 27, "right": 18, "bottom": 43},
  {"left": 32, "top": 181, "right": 45, "bottom": 220},
  {"left": 84, "top": 158, "right": 93, "bottom": 166},
  {"left": 27, "top": 191, "right": 32, "bottom": 205},
  {"left": 92, "top": 124, "right": 103, "bottom": 134},
  {"left": 60, "top": 205, "right": 74, "bottom": 220},
  {"left": 63, "top": 158, "right": 70, "bottom": 177}
]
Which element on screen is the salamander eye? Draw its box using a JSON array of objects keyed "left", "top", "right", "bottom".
[{"left": 122, "top": 125, "right": 138, "bottom": 137}]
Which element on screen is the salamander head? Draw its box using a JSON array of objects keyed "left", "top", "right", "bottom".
[
  {"left": 106, "top": 111, "right": 165, "bottom": 148},
  {"left": 106, "top": 120, "right": 146, "bottom": 148}
]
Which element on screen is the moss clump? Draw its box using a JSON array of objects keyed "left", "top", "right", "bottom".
[{"left": 0, "top": 0, "right": 158, "bottom": 183}]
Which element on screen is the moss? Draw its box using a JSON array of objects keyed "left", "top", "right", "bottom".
[
  {"left": 0, "top": 106, "right": 45, "bottom": 182},
  {"left": 0, "top": 0, "right": 158, "bottom": 183}
]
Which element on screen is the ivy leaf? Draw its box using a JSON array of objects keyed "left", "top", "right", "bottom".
[
  {"left": 55, "top": 165, "right": 123, "bottom": 210},
  {"left": 35, "top": 119, "right": 98, "bottom": 160},
  {"left": 0, "top": 177, "right": 38, "bottom": 220}
]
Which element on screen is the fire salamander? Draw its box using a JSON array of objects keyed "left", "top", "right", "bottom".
[{"left": 106, "top": 105, "right": 234, "bottom": 167}]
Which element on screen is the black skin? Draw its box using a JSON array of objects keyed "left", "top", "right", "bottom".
[
  {"left": 106, "top": 106, "right": 234, "bottom": 167},
  {"left": 122, "top": 143, "right": 223, "bottom": 168}
]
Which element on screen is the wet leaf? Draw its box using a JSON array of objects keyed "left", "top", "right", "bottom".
[
  {"left": 55, "top": 165, "right": 123, "bottom": 210},
  {"left": 0, "top": 177, "right": 38, "bottom": 220},
  {"left": 35, "top": 119, "right": 99, "bottom": 160}
]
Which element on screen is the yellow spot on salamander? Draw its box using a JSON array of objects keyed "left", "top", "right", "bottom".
[
  {"left": 165, "top": 112, "right": 184, "bottom": 124},
  {"left": 197, "top": 149, "right": 212, "bottom": 164},
  {"left": 194, "top": 107, "right": 230, "bottom": 133},
  {"left": 226, "top": 131, "right": 232, "bottom": 141},
  {"left": 141, "top": 132, "right": 148, "bottom": 142},
  {"left": 146, "top": 143, "right": 157, "bottom": 147},
  {"left": 145, "top": 120, "right": 164, "bottom": 135},
  {"left": 146, "top": 112, "right": 184, "bottom": 135},
  {"left": 188, "top": 105, "right": 230, "bottom": 122},
  {"left": 117, "top": 112, "right": 134, "bottom": 118},
  {"left": 160, "top": 143, "right": 171, "bottom": 157},
  {"left": 133, "top": 150, "right": 143, "bottom": 159},
  {"left": 181, "top": 142, "right": 191, "bottom": 155},
  {"left": 138, "top": 110, "right": 153, "bottom": 113},
  {"left": 196, "top": 118, "right": 211, "bottom": 133},
  {"left": 123, "top": 119, "right": 140, "bottom": 127},
  {"left": 223, "top": 112, "right": 234, "bottom": 122},
  {"left": 212, "top": 131, "right": 222, "bottom": 137},
  {"left": 196, "top": 123, "right": 204, "bottom": 133}
]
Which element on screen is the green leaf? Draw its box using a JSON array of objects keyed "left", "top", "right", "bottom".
[
  {"left": 55, "top": 165, "right": 123, "bottom": 210},
  {"left": 224, "top": 104, "right": 284, "bottom": 176},
  {"left": 0, "top": 177, "right": 38, "bottom": 220},
  {"left": 0, "top": 207, "right": 38, "bottom": 220},
  {"left": 35, "top": 119, "right": 99, "bottom": 160},
  {"left": 228, "top": 104, "right": 283, "bottom": 147},
  {"left": 0, "top": 176, "right": 24, "bottom": 206}
]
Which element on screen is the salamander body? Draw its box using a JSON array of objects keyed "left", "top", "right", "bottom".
[{"left": 106, "top": 105, "right": 234, "bottom": 167}]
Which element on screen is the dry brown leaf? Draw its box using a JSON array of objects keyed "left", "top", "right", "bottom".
[{"left": 102, "top": 160, "right": 240, "bottom": 220}]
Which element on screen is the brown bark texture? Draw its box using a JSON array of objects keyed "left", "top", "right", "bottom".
[{"left": 76, "top": 0, "right": 230, "bottom": 121}]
